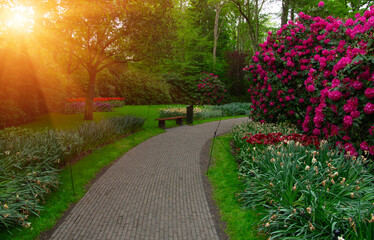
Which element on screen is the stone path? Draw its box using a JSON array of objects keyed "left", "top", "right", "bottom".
[{"left": 49, "top": 118, "right": 248, "bottom": 240}]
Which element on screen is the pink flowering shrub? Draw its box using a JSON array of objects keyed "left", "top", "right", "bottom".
[
  {"left": 195, "top": 73, "right": 227, "bottom": 105},
  {"left": 244, "top": 5, "right": 374, "bottom": 156}
]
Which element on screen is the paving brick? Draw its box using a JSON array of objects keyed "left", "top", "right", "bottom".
[{"left": 50, "top": 118, "right": 248, "bottom": 239}]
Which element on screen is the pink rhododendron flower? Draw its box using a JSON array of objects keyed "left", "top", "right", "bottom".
[
  {"left": 299, "top": 98, "right": 305, "bottom": 103},
  {"left": 328, "top": 91, "right": 343, "bottom": 101},
  {"left": 364, "top": 102, "right": 374, "bottom": 114},
  {"left": 332, "top": 79, "right": 340, "bottom": 87},
  {"left": 343, "top": 115, "right": 353, "bottom": 126},
  {"left": 365, "top": 88, "right": 374, "bottom": 99},
  {"left": 313, "top": 128, "right": 321, "bottom": 135},
  {"left": 343, "top": 135, "right": 351, "bottom": 141},
  {"left": 307, "top": 85, "right": 315, "bottom": 92},
  {"left": 318, "top": 1, "right": 324, "bottom": 7},
  {"left": 360, "top": 141, "right": 369, "bottom": 151},
  {"left": 343, "top": 98, "right": 358, "bottom": 113},
  {"left": 370, "top": 126, "right": 374, "bottom": 135},
  {"left": 351, "top": 111, "right": 360, "bottom": 119},
  {"left": 352, "top": 81, "right": 363, "bottom": 90}
]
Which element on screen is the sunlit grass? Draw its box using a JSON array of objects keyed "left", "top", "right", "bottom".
[{"left": 208, "top": 134, "right": 266, "bottom": 240}]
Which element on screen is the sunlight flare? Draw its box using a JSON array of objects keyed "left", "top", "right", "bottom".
[{"left": 1, "top": 4, "right": 34, "bottom": 33}]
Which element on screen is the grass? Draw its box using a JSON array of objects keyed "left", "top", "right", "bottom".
[
  {"left": 207, "top": 133, "right": 266, "bottom": 240},
  {"left": 0, "top": 105, "right": 246, "bottom": 240}
]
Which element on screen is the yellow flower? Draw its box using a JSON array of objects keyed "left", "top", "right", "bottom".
[
  {"left": 4, "top": 204, "right": 8, "bottom": 209},
  {"left": 309, "top": 222, "right": 315, "bottom": 231},
  {"left": 306, "top": 207, "right": 312, "bottom": 214}
]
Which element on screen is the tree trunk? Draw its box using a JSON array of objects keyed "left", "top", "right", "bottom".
[
  {"left": 213, "top": 4, "right": 221, "bottom": 67},
  {"left": 236, "top": 16, "right": 241, "bottom": 52},
  {"left": 281, "top": 0, "right": 290, "bottom": 26},
  {"left": 254, "top": 0, "right": 259, "bottom": 52},
  {"left": 85, "top": 69, "right": 97, "bottom": 120},
  {"left": 291, "top": 7, "right": 294, "bottom": 21}
]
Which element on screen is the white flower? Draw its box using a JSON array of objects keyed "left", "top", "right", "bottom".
[{"left": 338, "top": 236, "right": 345, "bottom": 240}]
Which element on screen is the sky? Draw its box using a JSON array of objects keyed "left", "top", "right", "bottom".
[{"left": 263, "top": 0, "right": 282, "bottom": 27}]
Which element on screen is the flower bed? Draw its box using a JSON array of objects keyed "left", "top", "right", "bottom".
[
  {"left": 159, "top": 103, "right": 250, "bottom": 120},
  {"left": 0, "top": 115, "right": 144, "bottom": 230},
  {"left": 64, "top": 97, "right": 125, "bottom": 114},
  {"left": 233, "top": 121, "right": 374, "bottom": 239},
  {"left": 244, "top": 4, "right": 374, "bottom": 157}
]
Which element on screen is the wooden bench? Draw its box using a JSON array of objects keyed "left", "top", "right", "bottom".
[{"left": 155, "top": 116, "right": 186, "bottom": 129}]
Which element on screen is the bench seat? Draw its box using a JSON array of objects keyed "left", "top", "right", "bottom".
[{"left": 155, "top": 116, "right": 186, "bottom": 129}]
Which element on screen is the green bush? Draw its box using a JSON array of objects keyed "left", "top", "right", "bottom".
[
  {"left": 0, "top": 115, "right": 144, "bottom": 230},
  {"left": 210, "top": 102, "right": 251, "bottom": 116},
  {"left": 109, "top": 69, "right": 173, "bottom": 105},
  {"left": 233, "top": 121, "right": 374, "bottom": 239}
]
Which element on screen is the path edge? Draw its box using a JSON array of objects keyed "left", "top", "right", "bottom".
[{"left": 200, "top": 136, "right": 229, "bottom": 240}]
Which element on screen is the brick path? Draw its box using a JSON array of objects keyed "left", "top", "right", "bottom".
[{"left": 49, "top": 118, "right": 248, "bottom": 240}]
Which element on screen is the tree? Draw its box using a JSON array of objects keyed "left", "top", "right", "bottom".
[
  {"left": 47, "top": 0, "right": 175, "bottom": 120},
  {"left": 210, "top": 0, "right": 228, "bottom": 67},
  {"left": 229, "top": 0, "right": 269, "bottom": 53}
]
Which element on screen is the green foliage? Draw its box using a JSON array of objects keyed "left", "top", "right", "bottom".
[
  {"left": 233, "top": 121, "right": 374, "bottom": 239},
  {"left": 0, "top": 115, "right": 144, "bottom": 230},
  {"left": 291, "top": 0, "right": 374, "bottom": 19},
  {"left": 161, "top": 73, "right": 195, "bottom": 103},
  {"left": 104, "top": 69, "right": 173, "bottom": 105},
  {"left": 210, "top": 102, "right": 251, "bottom": 116}
]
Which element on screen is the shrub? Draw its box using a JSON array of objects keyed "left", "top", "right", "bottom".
[
  {"left": 115, "top": 70, "right": 172, "bottom": 105},
  {"left": 0, "top": 115, "right": 144, "bottom": 230},
  {"left": 233, "top": 121, "right": 374, "bottom": 239},
  {"left": 244, "top": 5, "right": 374, "bottom": 156},
  {"left": 210, "top": 102, "right": 251, "bottom": 116},
  {"left": 195, "top": 73, "right": 227, "bottom": 105}
]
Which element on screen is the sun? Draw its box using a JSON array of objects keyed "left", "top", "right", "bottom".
[{"left": 2, "top": 5, "right": 34, "bottom": 33}]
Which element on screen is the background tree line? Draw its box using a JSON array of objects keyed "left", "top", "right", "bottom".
[{"left": 0, "top": 0, "right": 370, "bottom": 125}]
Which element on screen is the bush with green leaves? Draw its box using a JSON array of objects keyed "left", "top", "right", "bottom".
[
  {"left": 233, "top": 121, "right": 374, "bottom": 239},
  {"left": 0, "top": 115, "right": 144, "bottom": 230},
  {"left": 210, "top": 102, "right": 251, "bottom": 116}
]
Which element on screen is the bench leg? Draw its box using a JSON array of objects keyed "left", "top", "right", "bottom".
[
  {"left": 176, "top": 118, "right": 183, "bottom": 126},
  {"left": 158, "top": 120, "right": 166, "bottom": 129}
]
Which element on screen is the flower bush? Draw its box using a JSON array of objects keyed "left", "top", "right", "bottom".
[
  {"left": 244, "top": 5, "right": 374, "bottom": 156},
  {"left": 233, "top": 121, "right": 374, "bottom": 239},
  {"left": 195, "top": 73, "right": 227, "bottom": 105}
]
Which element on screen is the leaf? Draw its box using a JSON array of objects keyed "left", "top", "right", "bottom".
[
  {"left": 367, "top": 39, "right": 373, "bottom": 48},
  {"left": 352, "top": 55, "right": 363, "bottom": 64}
]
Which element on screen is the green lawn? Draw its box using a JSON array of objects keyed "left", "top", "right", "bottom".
[
  {"left": 0, "top": 105, "right": 247, "bottom": 240},
  {"left": 208, "top": 134, "right": 266, "bottom": 240}
]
